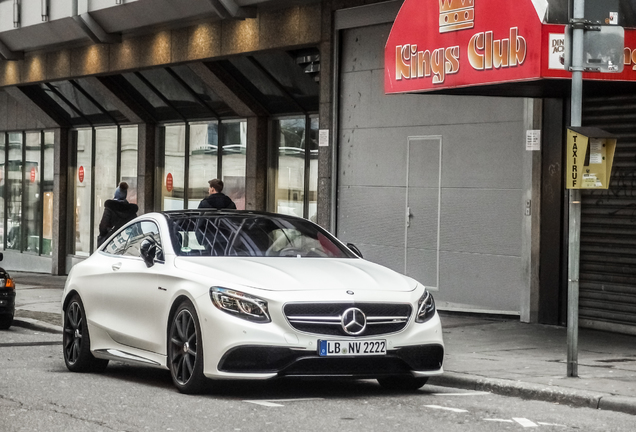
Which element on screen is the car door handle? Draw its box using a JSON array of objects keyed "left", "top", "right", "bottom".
[{"left": 112, "top": 263, "right": 122, "bottom": 271}]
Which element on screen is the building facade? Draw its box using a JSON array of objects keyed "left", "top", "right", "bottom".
[{"left": 1, "top": 0, "right": 636, "bottom": 335}]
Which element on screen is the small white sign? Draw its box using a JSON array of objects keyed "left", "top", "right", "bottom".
[
  {"left": 526, "top": 130, "right": 541, "bottom": 151},
  {"left": 548, "top": 33, "right": 565, "bottom": 70},
  {"left": 319, "top": 129, "right": 329, "bottom": 147},
  {"left": 589, "top": 138, "right": 603, "bottom": 164},
  {"left": 609, "top": 12, "right": 618, "bottom": 25}
]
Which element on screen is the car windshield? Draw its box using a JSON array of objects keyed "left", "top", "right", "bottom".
[{"left": 167, "top": 214, "right": 356, "bottom": 258}]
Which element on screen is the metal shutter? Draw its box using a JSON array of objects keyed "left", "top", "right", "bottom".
[{"left": 579, "top": 94, "right": 636, "bottom": 335}]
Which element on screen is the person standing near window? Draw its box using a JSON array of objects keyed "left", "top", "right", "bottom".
[
  {"left": 97, "top": 182, "right": 139, "bottom": 247},
  {"left": 198, "top": 179, "right": 236, "bottom": 210}
]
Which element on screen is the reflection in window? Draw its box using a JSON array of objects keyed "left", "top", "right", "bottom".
[
  {"left": 188, "top": 122, "right": 218, "bottom": 209},
  {"left": 308, "top": 117, "right": 319, "bottom": 222},
  {"left": 272, "top": 116, "right": 318, "bottom": 221},
  {"left": 222, "top": 121, "right": 247, "bottom": 210},
  {"left": 24, "top": 133, "right": 41, "bottom": 254},
  {"left": 161, "top": 124, "right": 186, "bottom": 210},
  {"left": 274, "top": 118, "right": 306, "bottom": 218},
  {"left": 103, "top": 220, "right": 161, "bottom": 257},
  {"left": 7, "top": 133, "right": 22, "bottom": 251},
  {"left": 93, "top": 127, "right": 118, "bottom": 249},
  {"left": 43, "top": 132, "right": 54, "bottom": 255},
  {"left": 120, "top": 126, "right": 139, "bottom": 204},
  {"left": 75, "top": 129, "right": 92, "bottom": 256}
]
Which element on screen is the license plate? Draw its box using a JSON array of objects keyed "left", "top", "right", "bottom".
[{"left": 318, "top": 339, "right": 386, "bottom": 356}]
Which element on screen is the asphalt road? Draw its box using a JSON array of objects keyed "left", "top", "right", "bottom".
[{"left": 1, "top": 326, "right": 635, "bottom": 432}]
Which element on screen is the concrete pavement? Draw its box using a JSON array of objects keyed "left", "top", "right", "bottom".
[{"left": 4, "top": 271, "right": 636, "bottom": 415}]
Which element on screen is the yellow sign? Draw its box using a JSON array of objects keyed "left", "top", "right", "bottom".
[{"left": 566, "top": 128, "right": 616, "bottom": 189}]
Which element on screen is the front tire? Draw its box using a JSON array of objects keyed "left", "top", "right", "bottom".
[
  {"left": 0, "top": 314, "right": 12, "bottom": 330},
  {"left": 168, "top": 300, "right": 207, "bottom": 394},
  {"left": 63, "top": 295, "right": 109, "bottom": 372},
  {"left": 377, "top": 376, "right": 428, "bottom": 391}
]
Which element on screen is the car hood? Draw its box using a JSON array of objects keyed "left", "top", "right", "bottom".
[{"left": 173, "top": 257, "right": 417, "bottom": 292}]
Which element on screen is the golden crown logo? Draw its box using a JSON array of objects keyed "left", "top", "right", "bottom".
[{"left": 439, "top": 0, "right": 475, "bottom": 33}]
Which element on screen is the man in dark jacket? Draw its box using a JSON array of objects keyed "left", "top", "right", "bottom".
[
  {"left": 97, "top": 182, "right": 139, "bottom": 247},
  {"left": 198, "top": 179, "right": 237, "bottom": 209}
]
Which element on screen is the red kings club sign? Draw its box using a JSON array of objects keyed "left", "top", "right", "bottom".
[
  {"left": 78, "top": 166, "right": 85, "bottom": 183},
  {"left": 386, "top": 0, "right": 636, "bottom": 93},
  {"left": 385, "top": 0, "right": 543, "bottom": 93}
]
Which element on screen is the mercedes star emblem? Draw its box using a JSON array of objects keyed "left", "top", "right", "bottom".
[{"left": 341, "top": 307, "right": 366, "bottom": 335}]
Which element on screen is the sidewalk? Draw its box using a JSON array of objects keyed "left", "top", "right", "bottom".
[{"left": 6, "top": 271, "right": 636, "bottom": 415}]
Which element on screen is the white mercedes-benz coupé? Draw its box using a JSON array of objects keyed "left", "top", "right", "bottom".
[{"left": 62, "top": 210, "right": 444, "bottom": 393}]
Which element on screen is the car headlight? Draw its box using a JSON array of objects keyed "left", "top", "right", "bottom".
[
  {"left": 210, "top": 287, "right": 271, "bottom": 323},
  {"left": 415, "top": 289, "right": 436, "bottom": 323}
]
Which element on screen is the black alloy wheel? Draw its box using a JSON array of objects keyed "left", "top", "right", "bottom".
[
  {"left": 168, "top": 300, "right": 207, "bottom": 394},
  {"left": 63, "top": 295, "right": 109, "bottom": 373},
  {"left": 377, "top": 376, "right": 428, "bottom": 391}
]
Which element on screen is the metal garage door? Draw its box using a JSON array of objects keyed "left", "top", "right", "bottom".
[{"left": 580, "top": 94, "right": 636, "bottom": 335}]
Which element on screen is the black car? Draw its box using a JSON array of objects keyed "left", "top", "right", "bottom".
[{"left": 0, "top": 253, "right": 15, "bottom": 329}]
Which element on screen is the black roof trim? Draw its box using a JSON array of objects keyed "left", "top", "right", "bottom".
[{"left": 162, "top": 209, "right": 297, "bottom": 220}]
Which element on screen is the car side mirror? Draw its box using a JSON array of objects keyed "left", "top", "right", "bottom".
[
  {"left": 140, "top": 239, "right": 157, "bottom": 268},
  {"left": 346, "top": 243, "right": 363, "bottom": 258}
]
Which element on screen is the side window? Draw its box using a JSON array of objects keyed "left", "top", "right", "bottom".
[
  {"left": 103, "top": 221, "right": 162, "bottom": 259},
  {"left": 122, "top": 221, "right": 162, "bottom": 258},
  {"left": 103, "top": 228, "right": 133, "bottom": 255}
]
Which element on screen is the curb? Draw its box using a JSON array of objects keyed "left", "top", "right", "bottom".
[
  {"left": 11, "top": 317, "right": 63, "bottom": 334},
  {"left": 429, "top": 373, "right": 636, "bottom": 416}
]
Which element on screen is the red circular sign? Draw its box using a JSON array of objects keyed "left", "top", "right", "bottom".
[
  {"left": 78, "top": 166, "right": 84, "bottom": 183},
  {"left": 166, "top": 173, "right": 173, "bottom": 192},
  {"left": 30, "top": 167, "right": 36, "bottom": 183}
]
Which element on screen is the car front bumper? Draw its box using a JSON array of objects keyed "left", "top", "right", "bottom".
[{"left": 197, "top": 295, "right": 445, "bottom": 380}]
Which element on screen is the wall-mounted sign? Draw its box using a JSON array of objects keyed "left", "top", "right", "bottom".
[
  {"left": 566, "top": 127, "right": 616, "bottom": 189},
  {"left": 78, "top": 166, "right": 84, "bottom": 183},
  {"left": 30, "top": 167, "right": 36, "bottom": 183},
  {"left": 385, "top": 0, "right": 636, "bottom": 94},
  {"left": 386, "top": 0, "right": 543, "bottom": 93},
  {"left": 166, "top": 173, "right": 173, "bottom": 192}
]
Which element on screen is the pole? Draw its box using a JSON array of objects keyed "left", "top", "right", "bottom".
[{"left": 567, "top": 0, "right": 585, "bottom": 378}]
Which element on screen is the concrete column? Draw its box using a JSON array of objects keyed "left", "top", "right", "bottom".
[
  {"left": 137, "top": 123, "right": 156, "bottom": 215},
  {"left": 245, "top": 116, "right": 268, "bottom": 211},
  {"left": 520, "top": 98, "right": 543, "bottom": 323},
  {"left": 51, "top": 128, "right": 69, "bottom": 275},
  {"left": 317, "top": 2, "right": 333, "bottom": 232}
]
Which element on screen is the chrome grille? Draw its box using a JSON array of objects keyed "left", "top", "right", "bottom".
[{"left": 283, "top": 303, "right": 412, "bottom": 336}]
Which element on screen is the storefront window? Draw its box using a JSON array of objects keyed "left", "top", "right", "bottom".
[
  {"left": 75, "top": 129, "right": 93, "bottom": 256},
  {"left": 0, "top": 134, "right": 5, "bottom": 250},
  {"left": 161, "top": 124, "right": 186, "bottom": 210},
  {"left": 188, "top": 122, "right": 218, "bottom": 209},
  {"left": 43, "top": 132, "right": 54, "bottom": 255},
  {"left": 274, "top": 118, "right": 306, "bottom": 217},
  {"left": 7, "top": 133, "right": 23, "bottom": 251},
  {"left": 24, "top": 133, "right": 41, "bottom": 254},
  {"left": 308, "top": 117, "right": 319, "bottom": 222},
  {"left": 120, "top": 126, "right": 138, "bottom": 204},
  {"left": 222, "top": 121, "right": 247, "bottom": 210},
  {"left": 93, "top": 127, "right": 118, "bottom": 245}
]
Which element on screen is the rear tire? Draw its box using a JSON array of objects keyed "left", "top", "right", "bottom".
[
  {"left": 377, "top": 376, "right": 428, "bottom": 390},
  {"left": 63, "top": 295, "right": 109, "bottom": 373},
  {"left": 168, "top": 300, "right": 208, "bottom": 394}
]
